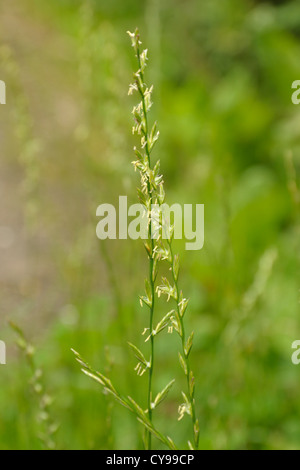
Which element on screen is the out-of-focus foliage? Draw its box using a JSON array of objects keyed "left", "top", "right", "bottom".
[{"left": 0, "top": 0, "right": 300, "bottom": 449}]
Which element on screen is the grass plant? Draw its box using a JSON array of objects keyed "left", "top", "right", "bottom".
[{"left": 72, "top": 28, "right": 199, "bottom": 450}]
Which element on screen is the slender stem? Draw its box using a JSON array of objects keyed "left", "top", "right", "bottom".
[
  {"left": 147, "top": 249, "right": 155, "bottom": 450},
  {"left": 168, "top": 241, "right": 199, "bottom": 450},
  {"left": 136, "top": 43, "right": 155, "bottom": 450}
]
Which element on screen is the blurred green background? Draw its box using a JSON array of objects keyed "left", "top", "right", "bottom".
[{"left": 1, "top": 0, "right": 300, "bottom": 450}]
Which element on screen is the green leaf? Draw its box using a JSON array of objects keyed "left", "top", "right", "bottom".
[
  {"left": 140, "top": 49, "right": 148, "bottom": 71},
  {"left": 189, "top": 370, "right": 195, "bottom": 397},
  {"left": 194, "top": 419, "right": 200, "bottom": 443},
  {"left": 144, "top": 278, "right": 152, "bottom": 303},
  {"left": 153, "top": 379, "right": 175, "bottom": 408},
  {"left": 139, "top": 295, "right": 152, "bottom": 308},
  {"left": 153, "top": 159, "right": 160, "bottom": 177},
  {"left": 184, "top": 332, "right": 194, "bottom": 357},
  {"left": 149, "top": 121, "right": 160, "bottom": 152},
  {"left": 157, "top": 277, "right": 176, "bottom": 301},
  {"left": 127, "top": 396, "right": 147, "bottom": 420},
  {"left": 137, "top": 188, "right": 147, "bottom": 205},
  {"left": 136, "top": 418, "right": 177, "bottom": 450},
  {"left": 188, "top": 441, "right": 194, "bottom": 450},
  {"left": 173, "top": 254, "right": 180, "bottom": 282},
  {"left": 167, "top": 436, "right": 177, "bottom": 450},
  {"left": 128, "top": 342, "right": 148, "bottom": 367},
  {"left": 158, "top": 184, "right": 165, "bottom": 204},
  {"left": 178, "top": 296, "right": 189, "bottom": 317},
  {"left": 178, "top": 352, "right": 188, "bottom": 375},
  {"left": 154, "top": 310, "right": 174, "bottom": 335}
]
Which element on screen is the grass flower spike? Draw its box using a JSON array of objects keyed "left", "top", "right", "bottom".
[
  {"left": 72, "top": 28, "right": 198, "bottom": 451},
  {"left": 127, "top": 28, "right": 199, "bottom": 450}
]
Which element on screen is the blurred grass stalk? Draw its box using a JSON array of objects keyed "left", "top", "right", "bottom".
[{"left": 10, "top": 322, "right": 59, "bottom": 450}]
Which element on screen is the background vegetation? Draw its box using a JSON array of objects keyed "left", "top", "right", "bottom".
[{"left": 1, "top": 0, "right": 300, "bottom": 449}]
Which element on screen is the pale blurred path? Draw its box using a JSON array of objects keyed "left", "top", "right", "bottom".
[{"left": 0, "top": 0, "right": 91, "bottom": 331}]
